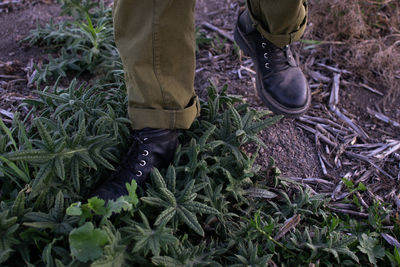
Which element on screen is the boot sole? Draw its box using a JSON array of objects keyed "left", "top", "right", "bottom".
[{"left": 233, "top": 24, "right": 311, "bottom": 117}]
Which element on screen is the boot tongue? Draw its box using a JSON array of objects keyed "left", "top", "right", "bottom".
[
  {"left": 285, "top": 47, "right": 297, "bottom": 67},
  {"left": 135, "top": 128, "right": 178, "bottom": 142},
  {"left": 266, "top": 44, "right": 296, "bottom": 70},
  {"left": 139, "top": 127, "right": 162, "bottom": 133},
  {"left": 137, "top": 128, "right": 168, "bottom": 137}
]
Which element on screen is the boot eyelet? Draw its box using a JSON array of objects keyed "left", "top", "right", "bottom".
[
  {"left": 264, "top": 53, "right": 268, "bottom": 59},
  {"left": 136, "top": 170, "right": 143, "bottom": 177},
  {"left": 261, "top": 42, "right": 267, "bottom": 49},
  {"left": 265, "top": 63, "right": 270, "bottom": 69},
  {"left": 142, "top": 150, "right": 149, "bottom": 156},
  {"left": 140, "top": 160, "right": 146, "bottom": 166}
]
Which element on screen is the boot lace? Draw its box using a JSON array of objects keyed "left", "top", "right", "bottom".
[
  {"left": 120, "top": 132, "right": 149, "bottom": 178},
  {"left": 260, "top": 38, "right": 291, "bottom": 71},
  {"left": 102, "top": 133, "right": 149, "bottom": 193}
]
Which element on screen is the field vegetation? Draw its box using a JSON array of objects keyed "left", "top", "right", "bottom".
[{"left": 0, "top": 0, "right": 400, "bottom": 266}]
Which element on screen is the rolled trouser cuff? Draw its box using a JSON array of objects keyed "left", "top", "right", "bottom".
[
  {"left": 128, "top": 96, "right": 200, "bottom": 130},
  {"left": 246, "top": 0, "right": 307, "bottom": 47},
  {"left": 255, "top": 20, "right": 306, "bottom": 47}
]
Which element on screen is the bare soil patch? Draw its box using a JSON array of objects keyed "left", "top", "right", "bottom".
[
  {"left": 0, "top": 1, "right": 60, "bottom": 119},
  {"left": 0, "top": 2, "right": 59, "bottom": 64}
]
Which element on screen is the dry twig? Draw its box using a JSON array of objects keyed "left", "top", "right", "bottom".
[
  {"left": 201, "top": 22, "right": 234, "bottom": 43},
  {"left": 328, "top": 207, "right": 368, "bottom": 218},
  {"left": 367, "top": 107, "right": 400, "bottom": 128}
]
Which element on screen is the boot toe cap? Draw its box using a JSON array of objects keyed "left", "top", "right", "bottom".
[{"left": 262, "top": 67, "right": 310, "bottom": 109}]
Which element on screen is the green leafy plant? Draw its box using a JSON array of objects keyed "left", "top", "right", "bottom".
[
  {"left": 129, "top": 210, "right": 178, "bottom": 257},
  {"left": 342, "top": 177, "right": 367, "bottom": 208},
  {"left": 228, "top": 241, "right": 273, "bottom": 267},
  {"left": 23, "top": 1, "right": 117, "bottom": 85},
  {"left": 66, "top": 180, "right": 138, "bottom": 224},
  {"left": 90, "top": 221, "right": 127, "bottom": 266},
  {"left": 23, "top": 191, "right": 78, "bottom": 234},
  {"left": 142, "top": 167, "right": 219, "bottom": 236},
  {"left": 288, "top": 226, "right": 359, "bottom": 265},
  {"left": 195, "top": 28, "right": 212, "bottom": 53},
  {"left": 69, "top": 221, "right": 109, "bottom": 262},
  {"left": 0, "top": 210, "right": 19, "bottom": 264},
  {"left": 1, "top": 1, "right": 398, "bottom": 266},
  {"left": 151, "top": 240, "right": 226, "bottom": 267},
  {"left": 357, "top": 233, "right": 385, "bottom": 266}
]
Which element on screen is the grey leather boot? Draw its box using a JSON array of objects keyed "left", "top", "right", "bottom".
[
  {"left": 91, "top": 128, "right": 179, "bottom": 201},
  {"left": 234, "top": 10, "right": 311, "bottom": 116}
]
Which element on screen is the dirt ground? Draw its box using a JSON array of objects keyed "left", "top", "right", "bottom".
[{"left": 1, "top": 0, "right": 399, "bottom": 206}]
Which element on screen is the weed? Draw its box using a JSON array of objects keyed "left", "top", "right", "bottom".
[{"left": 23, "top": 1, "right": 118, "bottom": 86}]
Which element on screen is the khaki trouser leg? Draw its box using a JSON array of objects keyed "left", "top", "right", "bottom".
[
  {"left": 247, "top": 0, "right": 308, "bottom": 47},
  {"left": 113, "top": 0, "right": 200, "bottom": 130},
  {"left": 113, "top": 0, "right": 306, "bottom": 130}
]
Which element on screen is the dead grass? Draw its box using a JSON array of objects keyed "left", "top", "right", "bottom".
[{"left": 307, "top": 0, "right": 400, "bottom": 104}]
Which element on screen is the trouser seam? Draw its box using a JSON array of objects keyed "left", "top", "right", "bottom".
[{"left": 152, "top": 0, "right": 167, "bottom": 109}]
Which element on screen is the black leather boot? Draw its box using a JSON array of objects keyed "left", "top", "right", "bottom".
[
  {"left": 91, "top": 128, "right": 179, "bottom": 201},
  {"left": 234, "top": 10, "right": 311, "bottom": 116}
]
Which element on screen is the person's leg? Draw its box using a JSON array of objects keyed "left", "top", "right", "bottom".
[
  {"left": 93, "top": 0, "right": 198, "bottom": 200},
  {"left": 113, "top": 0, "right": 199, "bottom": 130},
  {"left": 234, "top": 0, "right": 310, "bottom": 116},
  {"left": 247, "top": 0, "right": 307, "bottom": 47}
]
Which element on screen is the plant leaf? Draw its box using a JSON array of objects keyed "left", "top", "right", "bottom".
[{"left": 69, "top": 222, "right": 108, "bottom": 263}]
